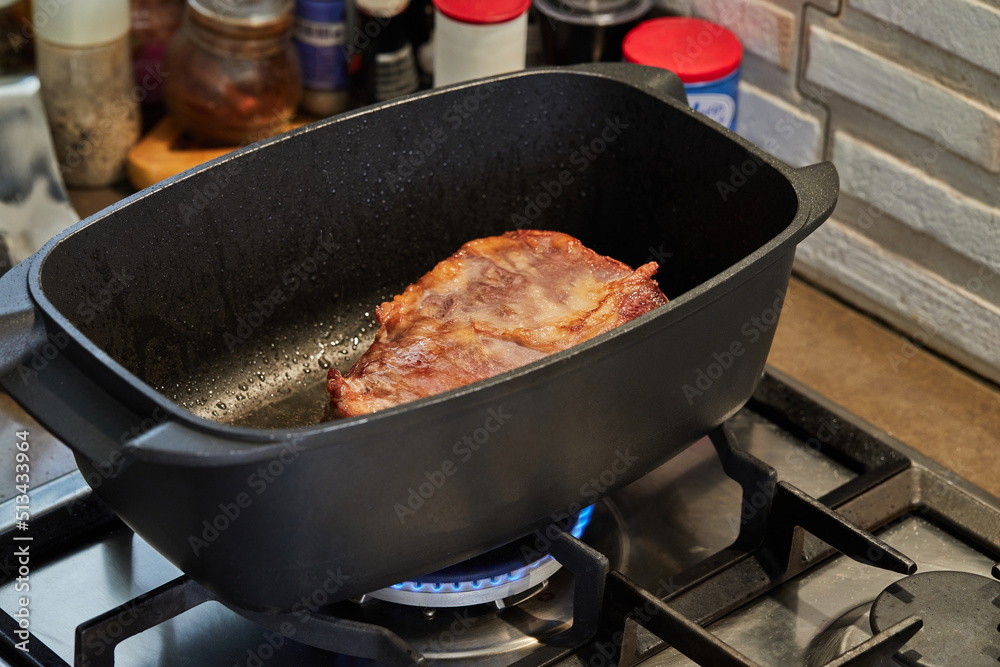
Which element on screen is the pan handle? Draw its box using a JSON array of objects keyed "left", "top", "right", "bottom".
[
  {"left": 0, "top": 261, "right": 48, "bottom": 379},
  {"left": 567, "top": 62, "right": 689, "bottom": 106},
  {"left": 0, "top": 261, "right": 141, "bottom": 470},
  {"left": 0, "top": 261, "right": 285, "bottom": 469},
  {"left": 788, "top": 161, "right": 840, "bottom": 244}
]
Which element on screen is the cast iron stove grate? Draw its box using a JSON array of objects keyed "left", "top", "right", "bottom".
[{"left": 2, "top": 371, "right": 999, "bottom": 666}]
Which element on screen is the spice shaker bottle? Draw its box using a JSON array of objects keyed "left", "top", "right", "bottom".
[
  {"left": 349, "top": 0, "right": 419, "bottom": 106},
  {"left": 34, "top": 0, "right": 141, "bottom": 187},
  {"left": 163, "top": 0, "right": 302, "bottom": 146},
  {"left": 432, "top": 0, "right": 530, "bottom": 87},
  {"left": 622, "top": 17, "right": 742, "bottom": 130},
  {"left": 294, "top": 0, "right": 349, "bottom": 116}
]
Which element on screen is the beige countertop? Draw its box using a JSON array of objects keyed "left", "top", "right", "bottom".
[{"left": 768, "top": 278, "right": 1000, "bottom": 498}]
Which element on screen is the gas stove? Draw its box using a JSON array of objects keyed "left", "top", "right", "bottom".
[{"left": 1, "top": 368, "right": 998, "bottom": 666}]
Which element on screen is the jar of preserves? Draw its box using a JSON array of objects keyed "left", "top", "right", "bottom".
[{"left": 163, "top": 0, "right": 302, "bottom": 146}]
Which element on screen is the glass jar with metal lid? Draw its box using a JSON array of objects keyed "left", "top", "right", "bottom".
[{"left": 163, "top": 0, "right": 302, "bottom": 146}]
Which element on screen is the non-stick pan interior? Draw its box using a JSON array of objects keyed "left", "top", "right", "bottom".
[{"left": 39, "top": 69, "right": 798, "bottom": 429}]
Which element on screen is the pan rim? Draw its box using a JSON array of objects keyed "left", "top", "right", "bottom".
[{"left": 25, "top": 64, "right": 829, "bottom": 448}]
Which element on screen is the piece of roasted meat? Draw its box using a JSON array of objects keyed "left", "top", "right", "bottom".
[{"left": 327, "top": 230, "right": 668, "bottom": 418}]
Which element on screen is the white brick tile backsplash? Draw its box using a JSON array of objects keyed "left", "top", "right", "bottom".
[
  {"left": 664, "top": 0, "right": 1000, "bottom": 379},
  {"left": 736, "top": 82, "right": 823, "bottom": 167},
  {"left": 796, "top": 219, "right": 1000, "bottom": 383},
  {"left": 688, "top": 0, "right": 796, "bottom": 70},
  {"left": 806, "top": 26, "right": 1000, "bottom": 171},
  {"left": 832, "top": 132, "right": 1000, "bottom": 272},
  {"left": 850, "top": 0, "right": 1000, "bottom": 77}
]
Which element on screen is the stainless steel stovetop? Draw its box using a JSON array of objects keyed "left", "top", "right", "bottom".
[{"left": 1, "top": 369, "right": 998, "bottom": 666}]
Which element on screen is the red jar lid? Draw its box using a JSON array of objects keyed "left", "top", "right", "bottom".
[
  {"left": 433, "top": 0, "right": 531, "bottom": 24},
  {"left": 623, "top": 18, "right": 743, "bottom": 83}
]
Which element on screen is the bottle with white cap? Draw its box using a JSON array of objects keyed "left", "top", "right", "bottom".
[
  {"left": 34, "top": 0, "right": 141, "bottom": 187},
  {"left": 432, "top": 0, "right": 530, "bottom": 87}
]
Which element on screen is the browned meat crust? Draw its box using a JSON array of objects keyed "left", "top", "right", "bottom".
[{"left": 327, "top": 230, "right": 668, "bottom": 417}]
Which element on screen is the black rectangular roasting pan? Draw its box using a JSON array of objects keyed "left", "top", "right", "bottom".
[{"left": 0, "top": 63, "right": 838, "bottom": 612}]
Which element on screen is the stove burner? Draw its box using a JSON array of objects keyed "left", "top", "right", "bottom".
[
  {"left": 870, "top": 570, "right": 1000, "bottom": 667},
  {"left": 367, "top": 505, "right": 594, "bottom": 607}
]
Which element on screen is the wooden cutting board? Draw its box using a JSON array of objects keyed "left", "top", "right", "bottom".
[{"left": 127, "top": 116, "right": 313, "bottom": 189}]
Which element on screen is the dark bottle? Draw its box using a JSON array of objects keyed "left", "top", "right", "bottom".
[
  {"left": 0, "top": 0, "right": 32, "bottom": 73},
  {"left": 348, "top": 0, "right": 419, "bottom": 107},
  {"left": 404, "top": 0, "right": 433, "bottom": 88},
  {"left": 131, "top": 0, "right": 183, "bottom": 103}
]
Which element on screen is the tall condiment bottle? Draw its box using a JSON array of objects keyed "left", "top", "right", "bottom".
[
  {"left": 349, "top": 0, "right": 419, "bottom": 106},
  {"left": 34, "top": 0, "right": 141, "bottom": 187},
  {"left": 432, "top": 0, "right": 530, "bottom": 87},
  {"left": 294, "top": 0, "right": 349, "bottom": 116}
]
